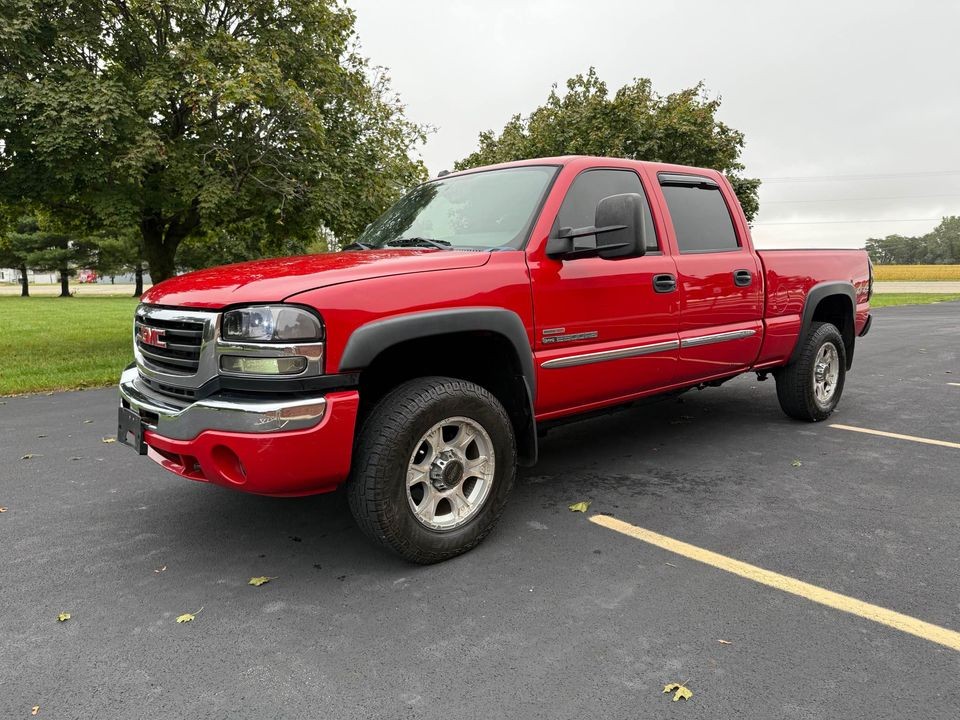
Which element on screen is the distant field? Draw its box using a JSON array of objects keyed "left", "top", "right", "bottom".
[
  {"left": 0, "top": 296, "right": 137, "bottom": 395},
  {"left": 873, "top": 265, "right": 960, "bottom": 281},
  {"left": 0, "top": 282, "right": 148, "bottom": 296}
]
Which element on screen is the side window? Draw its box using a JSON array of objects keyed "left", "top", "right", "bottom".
[
  {"left": 659, "top": 174, "right": 739, "bottom": 253},
  {"left": 555, "top": 169, "right": 659, "bottom": 251}
]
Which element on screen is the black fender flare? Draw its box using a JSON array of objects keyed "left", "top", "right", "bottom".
[
  {"left": 790, "top": 281, "right": 856, "bottom": 367},
  {"left": 339, "top": 307, "right": 538, "bottom": 465}
]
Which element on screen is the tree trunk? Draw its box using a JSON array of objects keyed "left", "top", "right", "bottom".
[
  {"left": 19, "top": 263, "right": 29, "bottom": 297},
  {"left": 59, "top": 267, "right": 70, "bottom": 297},
  {"left": 140, "top": 203, "right": 200, "bottom": 284},
  {"left": 140, "top": 220, "right": 177, "bottom": 284},
  {"left": 133, "top": 263, "right": 144, "bottom": 297}
]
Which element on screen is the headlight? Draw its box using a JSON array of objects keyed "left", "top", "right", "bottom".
[{"left": 221, "top": 305, "right": 323, "bottom": 343}]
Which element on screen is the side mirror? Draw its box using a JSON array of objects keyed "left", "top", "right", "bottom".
[
  {"left": 595, "top": 193, "right": 646, "bottom": 259},
  {"left": 545, "top": 193, "right": 646, "bottom": 260}
]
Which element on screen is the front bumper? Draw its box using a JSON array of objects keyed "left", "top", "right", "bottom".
[{"left": 118, "top": 367, "right": 359, "bottom": 496}]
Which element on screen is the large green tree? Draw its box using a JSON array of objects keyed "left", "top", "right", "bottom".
[
  {"left": 455, "top": 69, "right": 761, "bottom": 221},
  {"left": 0, "top": 0, "right": 427, "bottom": 283}
]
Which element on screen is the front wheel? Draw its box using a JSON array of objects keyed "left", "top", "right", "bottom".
[
  {"left": 775, "top": 321, "right": 847, "bottom": 422},
  {"left": 347, "top": 377, "right": 516, "bottom": 564}
]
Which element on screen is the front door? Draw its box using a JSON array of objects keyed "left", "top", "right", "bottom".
[{"left": 528, "top": 167, "right": 681, "bottom": 419}]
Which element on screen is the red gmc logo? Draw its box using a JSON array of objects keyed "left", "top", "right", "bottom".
[{"left": 139, "top": 326, "right": 167, "bottom": 348}]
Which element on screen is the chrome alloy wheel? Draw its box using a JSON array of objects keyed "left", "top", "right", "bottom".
[
  {"left": 406, "top": 416, "right": 496, "bottom": 531},
  {"left": 813, "top": 342, "right": 840, "bottom": 406}
]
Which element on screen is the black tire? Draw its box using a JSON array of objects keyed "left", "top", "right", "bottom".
[
  {"left": 775, "top": 321, "right": 847, "bottom": 422},
  {"left": 347, "top": 376, "right": 516, "bottom": 564}
]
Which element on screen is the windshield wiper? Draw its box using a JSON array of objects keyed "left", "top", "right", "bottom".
[
  {"left": 384, "top": 236, "right": 452, "bottom": 250},
  {"left": 341, "top": 241, "right": 373, "bottom": 251}
]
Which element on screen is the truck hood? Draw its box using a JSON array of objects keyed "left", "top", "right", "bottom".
[{"left": 140, "top": 249, "right": 492, "bottom": 309}]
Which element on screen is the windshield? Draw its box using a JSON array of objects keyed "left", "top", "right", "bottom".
[{"left": 354, "top": 165, "right": 558, "bottom": 250}]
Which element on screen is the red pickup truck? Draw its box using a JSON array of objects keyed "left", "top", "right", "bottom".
[{"left": 118, "top": 156, "right": 872, "bottom": 563}]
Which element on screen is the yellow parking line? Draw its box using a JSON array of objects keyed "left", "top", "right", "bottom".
[
  {"left": 590, "top": 514, "right": 960, "bottom": 652},
  {"left": 829, "top": 424, "right": 960, "bottom": 450}
]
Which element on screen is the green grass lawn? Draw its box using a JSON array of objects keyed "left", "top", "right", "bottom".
[
  {"left": 0, "top": 296, "right": 139, "bottom": 395},
  {"left": 870, "top": 293, "right": 960, "bottom": 308}
]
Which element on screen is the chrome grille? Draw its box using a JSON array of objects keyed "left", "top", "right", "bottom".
[
  {"left": 135, "top": 315, "right": 205, "bottom": 374},
  {"left": 133, "top": 306, "right": 220, "bottom": 398}
]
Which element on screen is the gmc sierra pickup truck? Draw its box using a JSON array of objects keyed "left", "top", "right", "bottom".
[{"left": 118, "top": 156, "right": 872, "bottom": 563}]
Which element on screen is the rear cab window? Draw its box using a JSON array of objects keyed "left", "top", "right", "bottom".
[
  {"left": 555, "top": 168, "right": 660, "bottom": 252},
  {"left": 658, "top": 173, "right": 740, "bottom": 253}
]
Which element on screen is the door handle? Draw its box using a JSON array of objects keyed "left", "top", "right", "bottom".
[
  {"left": 733, "top": 269, "right": 753, "bottom": 287},
  {"left": 653, "top": 273, "right": 677, "bottom": 293}
]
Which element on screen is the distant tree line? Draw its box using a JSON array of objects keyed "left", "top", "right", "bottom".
[
  {"left": 0, "top": 211, "right": 145, "bottom": 297},
  {"left": 866, "top": 217, "right": 960, "bottom": 265}
]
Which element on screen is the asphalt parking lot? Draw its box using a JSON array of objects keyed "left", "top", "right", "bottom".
[{"left": 2, "top": 302, "right": 959, "bottom": 719}]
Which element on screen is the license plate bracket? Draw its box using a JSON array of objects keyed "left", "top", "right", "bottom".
[{"left": 117, "top": 406, "right": 147, "bottom": 455}]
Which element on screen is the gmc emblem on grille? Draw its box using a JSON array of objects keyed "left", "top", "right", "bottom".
[{"left": 139, "top": 326, "right": 167, "bottom": 349}]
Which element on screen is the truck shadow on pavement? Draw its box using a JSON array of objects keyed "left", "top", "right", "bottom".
[{"left": 129, "top": 381, "right": 787, "bottom": 575}]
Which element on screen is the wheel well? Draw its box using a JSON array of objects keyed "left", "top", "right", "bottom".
[
  {"left": 812, "top": 294, "right": 855, "bottom": 368},
  {"left": 357, "top": 332, "right": 537, "bottom": 466}
]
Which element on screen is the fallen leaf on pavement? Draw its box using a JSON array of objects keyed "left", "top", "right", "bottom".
[
  {"left": 663, "top": 682, "right": 693, "bottom": 702},
  {"left": 568, "top": 501, "right": 592, "bottom": 513},
  {"left": 248, "top": 576, "right": 273, "bottom": 587},
  {"left": 176, "top": 607, "right": 202, "bottom": 624},
  {"left": 791, "top": 459, "right": 802, "bottom": 467},
  {"left": 32, "top": 706, "right": 39, "bottom": 715},
  {"left": 20, "top": 454, "right": 38, "bottom": 460},
  {"left": 717, "top": 639, "right": 732, "bottom": 645},
  {"left": 101, "top": 437, "right": 116, "bottom": 444},
  {"left": 0, "top": 507, "right": 7, "bottom": 513},
  {"left": 154, "top": 566, "right": 167, "bottom": 573},
  {"left": 57, "top": 612, "right": 71, "bottom": 622}
]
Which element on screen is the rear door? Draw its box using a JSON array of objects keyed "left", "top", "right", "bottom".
[
  {"left": 656, "top": 173, "right": 763, "bottom": 384},
  {"left": 528, "top": 167, "right": 680, "bottom": 418}
]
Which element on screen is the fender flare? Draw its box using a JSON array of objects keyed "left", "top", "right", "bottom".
[
  {"left": 790, "top": 281, "right": 856, "bottom": 366},
  {"left": 339, "top": 307, "right": 535, "bottom": 393},
  {"left": 339, "top": 307, "right": 538, "bottom": 465}
]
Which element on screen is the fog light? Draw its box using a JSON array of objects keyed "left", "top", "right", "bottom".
[{"left": 220, "top": 355, "right": 307, "bottom": 375}]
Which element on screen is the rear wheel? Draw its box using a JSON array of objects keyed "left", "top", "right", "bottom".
[
  {"left": 775, "top": 321, "right": 846, "bottom": 422},
  {"left": 347, "top": 377, "right": 516, "bottom": 564}
]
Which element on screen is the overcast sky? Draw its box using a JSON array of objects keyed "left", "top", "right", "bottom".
[{"left": 349, "top": 0, "right": 960, "bottom": 248}]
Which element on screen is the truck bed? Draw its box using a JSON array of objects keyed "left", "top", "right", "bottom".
[{"left": 754, "top": 249, "right": 872, "bottom": 369}]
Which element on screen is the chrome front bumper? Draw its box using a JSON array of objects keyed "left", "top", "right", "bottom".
[{"left": 118, "top": 366, "right": 327, "bottom": 440}]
